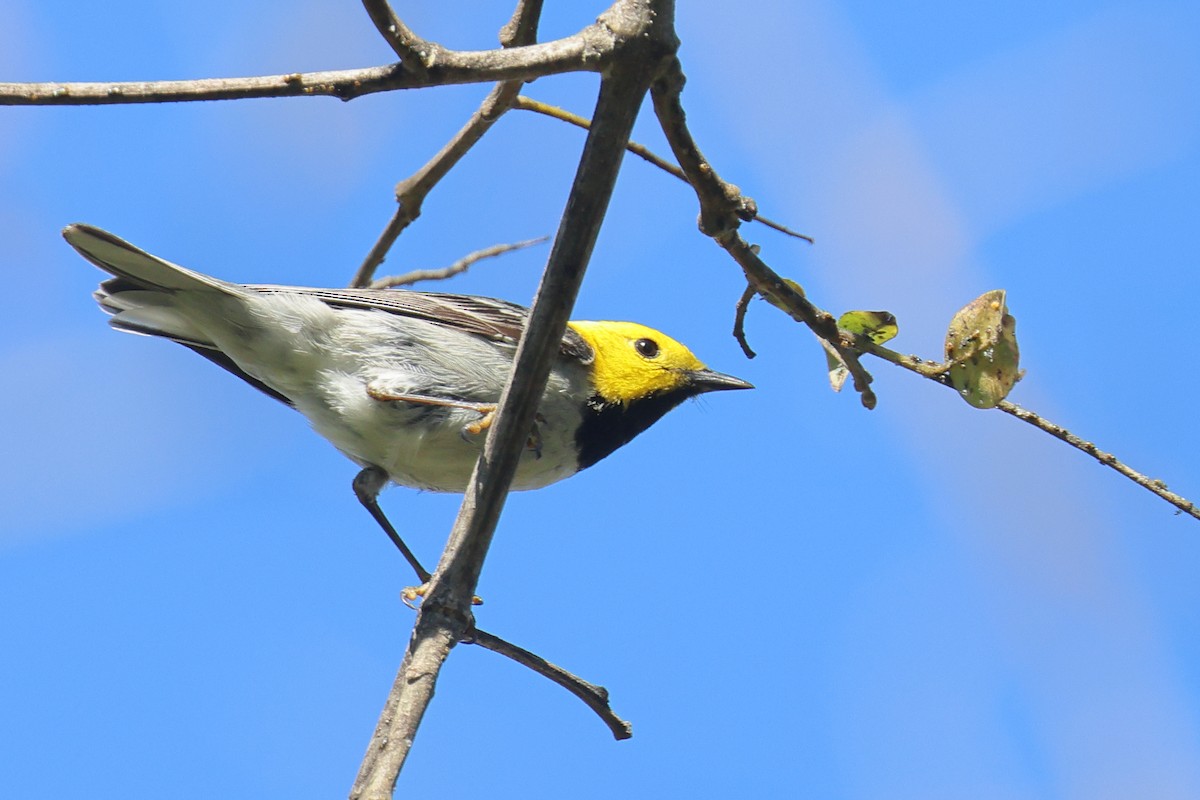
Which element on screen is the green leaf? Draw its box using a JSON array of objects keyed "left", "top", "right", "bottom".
[
  {"left": 837, "top": 310, "right": 898, "bottom": 344},
  {"left": 944, "top": 290, "right": 1021, "bottom": 408},
  {"left": 824, "top": 310, "right": 898, "bottom": 391}
]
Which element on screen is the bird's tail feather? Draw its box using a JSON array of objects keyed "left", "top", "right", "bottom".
[
  {"left": 64, "top": 224, "right": 231, "bottom": 293},
  {"left": 65, "top": 223, "right": 236, "bottom": 348}
]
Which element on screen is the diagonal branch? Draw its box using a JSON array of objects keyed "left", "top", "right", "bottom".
[
  {"left": 350, "top": 0, "right": 548, "bottom": 287},
  {"left": 650, "top": 60, "right": 753, "bottom": 239},
  {"left": 469, "top": 630, "right": 632, "bottom": 740},
  {"left": 349, "top": 3, "right": 676, "bottom": 794},
  {"left": 512, "top": 95, "right": 812, "bottom": 241},
  {"left": 649, "top": 59, "right": 877, "bottom": 408},
  {"left": 848, "top": 335, "right": 1200, "bottom": 520},
  {"left": 996, "top": 401, "right": 1200, "bottom": 519}
]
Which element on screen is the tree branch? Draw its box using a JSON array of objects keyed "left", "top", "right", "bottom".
[
  {"left": 499, "top": 0, "right": 547, "bottom": 49},
  {"left": 733, "top": 282, "right": 758, "bottom": 358},
  {"left": 846, "top": 335, "right": 1200, "bottom": 519},
  {"left": 350, "top": 2, "right": 676, "bottom": 794},
  {"left": 649, "top": 59, "right": 877, "bottom": 408},
  {"left": 996, "top": 402, "right": 1200, "bottom": 519},
  {"left": 349, "top": 1, "right": 548, "bottom": 287},
  {"left": 368, "top": 237, "right": 548, "bottom": 289},
  {"left": 512, "top": 95, "right": 811, "bottom": 241},
  {"left": 469, "top": 630, "right": 632, "bottom": 740},
  {"left": 360, "top": 0, "right": 435, "bottom": 76},
  {"left": 0, "top": 30, "right": 602, "bottom": 107},
  {"left": 650, "top": 61, "right": 753, "bottom": 238}
]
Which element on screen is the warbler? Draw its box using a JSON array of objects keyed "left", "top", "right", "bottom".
[{"left": 66, "top": 224, "right": 751, "bottom": 577}]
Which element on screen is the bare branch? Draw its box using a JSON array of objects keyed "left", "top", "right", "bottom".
[
  {"left": 369, "top": 237, "right": 548, "bottom": 289},
  {"left": 360, "top": 0, "right": 435, "bottom": 75},
  {"left": 996, "top": 402, "right": 1200, "bottom": 519},
  {"left": 512, "top": 95, "right": 812, "bottom": 242},
  {"left": 355, "top": 492, "right": 633, "bottom": 744},
  {"left": 649, "top": 59, "right": 875, "bottom": 407},
  {"left": 517, "top": 94, "right": 683, "bottom": 174},
  {"left": 847, "top": 335, "right": 1200, "bottom": 519},
  {"left": 469, "top": 630, "right": 632, "bottom": 740},
  {"left": 650, "top": 60, "right": 755, "bottom": 238},
  {"left": 352, "top": 207, "right": 411, "bottom": 289},
  {"left": 350, "top": 1, "right": 677, "bottom": 791},
  {"left": 500, "top": 0, "right": 547, "bottom": 48},
  {"left": 0, "top": 66, "right": 406, "bottom": 105},
  {"left": 0, "top": 32, "right": 604, "bottom": 107},
  {"left": 349, "top": 1, "right": 548, "bottom": 287},
  {"left": 733, "top": 283, "right": 758, "bottom": 358},
  {"left": 349, "top": 83, "right": 526, "bottom": 287}
]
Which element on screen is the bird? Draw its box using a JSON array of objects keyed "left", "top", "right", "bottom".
[{"left": 65, "top": 223, "right": 752, "bottom": 583}]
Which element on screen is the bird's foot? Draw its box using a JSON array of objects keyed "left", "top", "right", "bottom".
[{"left": 401, "top": 583, "right": 484, "bottom": 609}]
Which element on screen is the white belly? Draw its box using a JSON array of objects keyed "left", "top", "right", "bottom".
[{"left": 300, "top": 371, "right": 583, "bottom": 492}]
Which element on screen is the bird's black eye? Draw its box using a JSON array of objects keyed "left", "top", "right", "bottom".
[{"left": 634, "top": 337, "right": 660, "bottom": 358}]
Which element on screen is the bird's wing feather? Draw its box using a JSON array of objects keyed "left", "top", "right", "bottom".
[
  {"left": 244, "top": 285, "right": 595, "bottom": 363},
  {"left": 65, "top": 223, "right": 595, "bottom": 363}
]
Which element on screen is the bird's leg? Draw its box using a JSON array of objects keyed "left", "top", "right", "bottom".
[
  {"left": 365, "top": 383, "right": 542, "bottom": 455},
  {"left": 352, "top": 466, "right": 430, "bottom": 584},
  {"left": 351, "top": 466, "right": 482, "bottom": 607},
  {"left": 366, "top": 385, "right": 496, "bottom": 428}
]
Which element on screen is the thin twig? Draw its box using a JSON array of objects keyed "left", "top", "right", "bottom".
[
  {"left": 852, "top": 336, "right": 955, "bottom": 380},
  {"left": 512, "top": 95, "right": 812, "bottom": 242},
  {"left": 469, "top": 630, "right": 632, "bottom": 740},
  {"left": 369, "top": 237, "right": 548, "bottom": 289},
  {"left": 353, "top": 206, "right": 410, "bottom": 289},
  {"left": 516, "top": 95, "right": 684, "bottom": 176},
  {"left": 348, "top": 84, "right": 522, "bottom": 288},
  {"left": 841, "top": 334, "right": 1200, "bottom": 518},
  {"left": 733, "top": 283, "right": 758, "bottom": 358},
  {"left": 349, "top": 2, "right": 548, "bottom": 288},
  {"left": 996, "top": 402, "right": 1200, "bottom": 519}
]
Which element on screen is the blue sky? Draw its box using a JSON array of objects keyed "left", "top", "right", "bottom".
[{"left": 3, "top": 1, "right": 1200, "bottom": 797}]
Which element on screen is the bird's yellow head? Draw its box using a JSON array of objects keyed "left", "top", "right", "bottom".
[{"left": 567, "top": 320, "right": 751, "bottom": 404}]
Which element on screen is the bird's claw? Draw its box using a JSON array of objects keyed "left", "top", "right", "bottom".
[
  {"left": 401, "top": 583, "right": 483, "bottom": 609},
  {"left": 459, "top": 408, "right": 544, "bottom": 459}
]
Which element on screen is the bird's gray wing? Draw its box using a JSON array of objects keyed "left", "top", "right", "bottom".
[{"left": 243, "top": 285, "right": 594, "bottom": 363}]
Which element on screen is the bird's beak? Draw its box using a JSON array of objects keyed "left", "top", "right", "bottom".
[{"left": 686, "top": 368, "right": 754, "bottom": 393}]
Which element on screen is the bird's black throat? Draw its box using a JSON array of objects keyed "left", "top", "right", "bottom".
[{"left": 574, "top": 389, "right": 695, "bottom": 471}]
